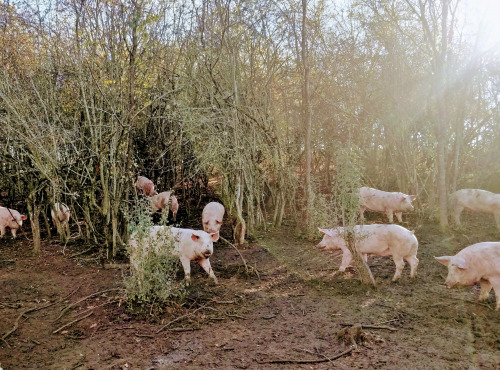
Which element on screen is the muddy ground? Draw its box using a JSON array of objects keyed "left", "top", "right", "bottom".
[{"left": 1, "top": 212, "right": 500, "bottom": 369}]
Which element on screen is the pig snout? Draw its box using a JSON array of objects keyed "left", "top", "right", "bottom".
[{"left": 202, "top": 248, "right": 212, "bottom": 258}]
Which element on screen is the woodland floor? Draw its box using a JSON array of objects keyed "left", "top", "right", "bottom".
[{"left": 1, "top": 212, "right": 500, "bottom": 369}]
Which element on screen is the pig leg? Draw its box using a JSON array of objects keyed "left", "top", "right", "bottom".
[
  {"left": 391, "top": 256, "right": 405, "bottom": 281},
  {"left": 494, "top": 211, "right": 500, "bottom": 230},
  {"left": 453, "top": 205, "right": 464, "bottom": 225},
  {"left": 395, "top": 212, "right": 403, "bottom": 223},
  {"left": 359, "top": 206, "right": 366, "bottom": 221},
  {"left": 180, "top": 256, "right": 192, "bottom": 286},
  {"left": 339, "top": 249, "right": 353, "bottom": 272},
  {"left": 11, "top": 228, "right": 17, "bottom": 238},
  {"left": 0, "top": 225, "right": 5, "bottom": 237},
  {"left": 478, "top": 279, "right": 492, "bottom": 301},
  {"left": 386, "top": 210, "right": 394, "bottom": 223},
  {"left": 487, "top": 277, "right": 500, "bottom": 310},
  {"left": 198, "top": 258, "right": 218, "bottom": 284},
  {"left": 405, "top": 255, "right": 419, "bottom": 278}
]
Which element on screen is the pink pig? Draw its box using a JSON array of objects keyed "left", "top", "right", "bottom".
[
  {"left": 317, "top": 224, "right": 419, "bottom": 281},
  {"left": 450, "top": 189, "right": 500, "bottom": 229},
  {"left": 151, "top": 191, "right": 179, "bottom": 220},
  {"left": 202, "top": 202, "right": 225, "bottom": 233},
  {"left": 135, "top": 176, "right": 156, "bottom": 196},
  {"left": 435, "top": 242, "right": 500, "bottom": 310},
  {"left": 0, "top": 206, "right": 27, "bottom": 238},
  {"left": 359, "top": 187, "right": 416, "bottom": 223},
  {"left": 51, "top": 203, "right": 71, "bottom": 228},
  {"left": 151, "top": 191, "right": 171, "bottom": 213},
  {"left": 170, "top": 195, "right": 179, "bottom": 221},
  {"left": 129, "top": 226, "right": 219, "bottom": 285}
]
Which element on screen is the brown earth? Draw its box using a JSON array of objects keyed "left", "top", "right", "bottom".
[{"left": 1, "top": 213, "right": 500, "bottom": 369}]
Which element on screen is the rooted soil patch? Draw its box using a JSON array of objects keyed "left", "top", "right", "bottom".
[{"left": 1, "top": 214, "right": 500, "bottom": 369}]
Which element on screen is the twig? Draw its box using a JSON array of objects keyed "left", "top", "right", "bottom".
[
  {"left": 156, "top": 306, "right": 214, "bottom": 334},
  {"left": 256, "top": 346, "right": 355, "bottom": 364},
  {"left": 69, "top": 247, "right": 94, "bottom": 258},
  {"left": 53, "top": 312, "right": 93, "bottom": 334},
  {"left": 340, "top": 323, "right": 398, "bottom": 331},
  {"left": 135, "top": 333, "right": 154, "bottom": 338},
  {"left": 226, "top": 313, "right": 246, "bottom": 320},
  {"left": 220, "top": 236, "right": 253, "bottom": 276},
  {"left": 55, "top": 288, "right": 123, "bottom": 322},
  {"left": 167, "top": 327, "right": 202, "bottom": 332},
  {"left": 60, "top": 286, "right": 81, "bottom": 302},
  {"left": 2, "top": 302, "right": 55, "bottom": 341},
  {"left": 374, "top": 319, "right": 398, "bottom": 326}
]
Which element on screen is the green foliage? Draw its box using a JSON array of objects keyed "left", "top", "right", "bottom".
[
  {"left": 124, "top": 199, "right": 185, "bottom": 305},
  {"left": 331, "top": 147, "right": 363, "bottom": 229}
]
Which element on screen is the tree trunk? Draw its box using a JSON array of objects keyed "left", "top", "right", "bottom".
[{"left": 301, "top": 0, "right": 312, "bottom": 227}]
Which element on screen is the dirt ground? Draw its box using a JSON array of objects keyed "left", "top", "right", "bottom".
[{"left": 1, "top": 212, "right": 500, "bottom": 369}]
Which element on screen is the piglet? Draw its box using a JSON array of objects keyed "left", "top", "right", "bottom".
[
  {"left": 135, "top": 176, "right": 156, "bottom": 196},
  {"left": 51, "top": 202, "right": 71, "bottom": 233},
  {"left": 202, "top": 202, "right": 225, "bottom": 233},
  {"left": 359, "top": 187, "right": 416, "bottom": 223},
  {"left": 435, "top": 242, "right": 500, "bottom": 310},
  {"left": 0, "top": 206, "right": 27, "bottom": 238},
  {"left": 450, "top": 189, "right": 500, "bottom": 229},
  {"left": 129, "top": 226, "right": 219, "bottom": 285},
  {"left": 317, "top": 224, "right": 419, "bottom": 281},
  {"left": 170, "top": 195, "right": 179, "bottom": 221}
]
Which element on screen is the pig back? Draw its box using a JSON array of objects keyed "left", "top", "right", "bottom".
[
  {"left": 354, "top": 224, "right": 418, "bottom": 257},
  {"left": 457, "top": 242, "right": 500, "bottom": 278}
]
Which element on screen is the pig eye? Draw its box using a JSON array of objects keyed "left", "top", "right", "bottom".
[{"left": 216, "top": 220, "right": 222, "bottom": 224}]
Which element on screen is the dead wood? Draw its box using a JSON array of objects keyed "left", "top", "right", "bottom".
[
  {"left": 156, "top": 305, "right": 215, "bottom": 334},
  {"left": 340, "top": 322, "right": 398, "bottom": 332},
  {"left": 55, "top": 288, "right": 123, "bottom": 322},
  {"left": 256, "top": 346, "right": 355, "bottom": 364},
  {"left": 53, "top": 312, "right": 94, "bottom": 334},
  {"left": 2, "top": 302, "right": 55, "bottom": 342}
]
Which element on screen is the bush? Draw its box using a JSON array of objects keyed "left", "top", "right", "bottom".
[{"left": 124, "top": 199, "right": 185, "bottom": 305}]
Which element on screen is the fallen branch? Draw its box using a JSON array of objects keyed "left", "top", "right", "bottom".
[
  {"left": 226, "top": 313, "right": 246, "bottom": 320},
  {"left": 340, "top": 323, "right": 398, "bottom": 332},
  {"left": 53, "top": 312, "right": 93, "bottom": 334},
  {"left": 55, "top": 288, "right": 123, "bottom": 322},
  {"left": 156, "top": 306, "right": 215, "bottom": 334},
  {"left": 60, "top": 286, "right": 81, "bottom": 302},
  {"left": 135, "top": 333, "right": 154, "bottom": 338},
  {"left": 69, "top": 247, "right": 95, "bottom": 258},
  {"left": 256, "top": 346, "right": 355, "bottom": 365},
  {"left": 220, "top": 236, "right": 255, "bottom": 278},
  {"left": 2, "top": 302, "right": 55, "bottom": 341}
]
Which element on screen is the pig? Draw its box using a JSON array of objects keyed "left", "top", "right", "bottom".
[
  {"left": 151, "top": 191, "right": 171, "bottom": 213},
  {"left": 129, "top": 226, "right": 219, "bottom": 285},
  {"left": 435, "top": 242, "right": 500, "bottom": 310},
  {"left": 51, "top": 202, "right": 71, "bottom": 232},
  {"left": 202, "top": 202, "right": 225, "bottom": 233},
  {"left": 0, "top": 206, "right": 27, "bottom": 238},
  {"left": 359, "top": 186, "right": 417, "bottom": 223},
  {"left": 135, "top": 176, "right": 156, "bottom": 196},
  {"left": 170, "top": 195, "right": 179, "bottom": 221},
  {"left": 450, "top": 189, "right": 500, "bottom": 229},
  {"left": 316, "top": 224, "right": 419, "bottom": 281}
]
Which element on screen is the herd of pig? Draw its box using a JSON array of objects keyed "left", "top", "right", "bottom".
[{"left": 1, "top": 180, "right": 500, "bottom": 309}]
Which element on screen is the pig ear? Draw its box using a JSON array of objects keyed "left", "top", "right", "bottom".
[
  {"left": 21, "top": 215, "right": 27, "bottom": 220},
  {"left": 434, "top": 256, "right": 451, "bottom": 266},
  {"left": 454, "top": 257, "right": 468, "bottom": 269},
  {"left": 409, "top": 195, "right": 417, "bottom": 201},
  {"left": 191, "top": 233, "right": 200, "bottom": 242},
  {"left": 318, "top": 228, "right": 333, "bottom": 237},
  {"left": 210, "top": 231, "right": 220, "bottom": 242}
]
